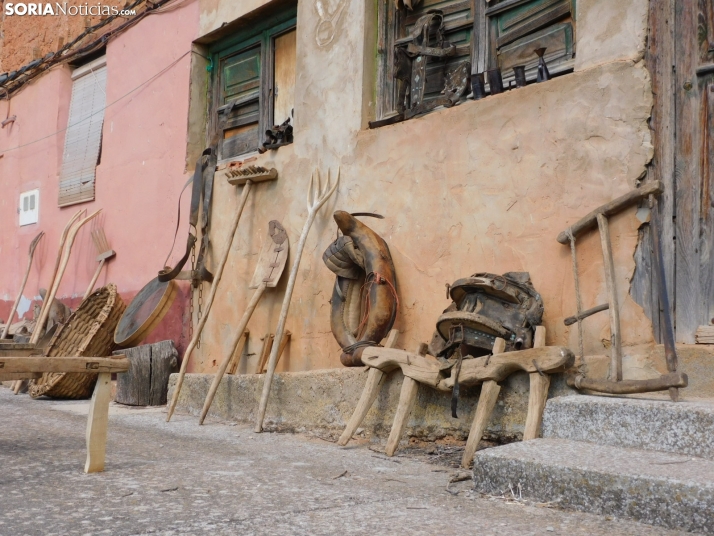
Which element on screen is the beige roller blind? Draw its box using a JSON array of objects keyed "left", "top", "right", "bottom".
[{"left": 58, "top": 57, "right": 107, "bottom": 207}]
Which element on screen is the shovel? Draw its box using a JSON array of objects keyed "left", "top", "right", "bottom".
[{"left": 198, "top": 221, "right": 289, "bottom": 424}]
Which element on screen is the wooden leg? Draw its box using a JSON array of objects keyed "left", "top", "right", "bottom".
[
  {"left": 337, "top": 368, "right": 385, "bottom": 446},
  {"left": 461, "top": 380, "right": 501, "bottom": 468},
  {"left": 597, "top": 214, "right": 622, "bottom": 381},
  {"left": 85, "top": 372, "right": 112, "bottom": 473},
  {"left": 336, "top": 329, "right": 400, "bottom": 447},
  {"left": 523, "top": 373, "right": 550, "bottom": 441},
  {"left": 523, "top": 325, "right": 550, "bottom": 441},
  {"left": 385, "top": 376, "right": 419, "bottom": 457}
]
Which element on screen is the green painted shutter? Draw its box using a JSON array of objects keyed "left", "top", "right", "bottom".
[{"left": 218, "top": 46, "right": 261, "bottom": 159}]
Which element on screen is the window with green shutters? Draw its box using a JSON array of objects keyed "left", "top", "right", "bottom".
[
  {"left": 210, "top": 9, "right": 297, "bottom": 162},
  {"left": 375, "top": 0, "right": 575, "bottom": 123}
]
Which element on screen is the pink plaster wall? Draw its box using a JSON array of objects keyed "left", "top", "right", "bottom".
[{"left": 0, "top": 1, "right": 200, "bottom": 352}]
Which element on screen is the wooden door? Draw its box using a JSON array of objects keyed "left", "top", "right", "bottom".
[
  {"left": 643, "top": 0, "right": 714, "bottom": 343},
  {"left": 674, "top": 1, "right": 714, "bottom": 342}
]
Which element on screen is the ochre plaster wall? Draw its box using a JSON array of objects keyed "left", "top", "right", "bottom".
[{"left": 190, "top": 0, "right": 656, "bottom": 374}]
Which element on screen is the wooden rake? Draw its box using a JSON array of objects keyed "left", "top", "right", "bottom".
[
  {"left": 255, "top": 168, "right": 339, "bottom": 432},
  {"left": 83, "top": 220, "right": 116, "bottom": 300},
  {"left": 2, "top": 231, "right": 44, "bottom": 339}
]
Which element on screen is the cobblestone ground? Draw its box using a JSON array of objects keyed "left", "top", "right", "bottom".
[{"left": 0, "top": 387, "right": 696, "bottom": 536}]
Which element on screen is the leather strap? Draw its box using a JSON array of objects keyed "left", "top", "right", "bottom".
[{"left": 158, "top": 149, "right": 210, "bottom": 282}]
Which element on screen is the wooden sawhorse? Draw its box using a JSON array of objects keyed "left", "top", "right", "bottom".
[
  {"left": 0, "top": 355, "right": 129, "bottom": 473},
  {"left": 338, "top": 328, "right": 574, "bottom": 467}
]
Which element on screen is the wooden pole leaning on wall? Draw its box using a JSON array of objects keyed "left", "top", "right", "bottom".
[
  {"left": 166, "top": 179, "right": 255, "bottom": 422},
  {"left": 31, "top": 209, "right": 101, "bottom": 346},
  {"left": 255, "top": 168, "right": 339, "bottom": 433},
  {"left": 198, "top": 219, "right": 289, "bottom": 424},
  {"left": 1, "top": 231, "right": 43, "bottom": 340}
]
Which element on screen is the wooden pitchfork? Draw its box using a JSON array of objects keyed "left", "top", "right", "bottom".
[
  {"left": 255, "top": 168, "right": 339, "bottom": 432},
  {"left": 1, "top": 231, "right": 44, "bottom": 339},
  {"left": 30, "top": 209, "right": 101, "bottom": 345},
  {"left": 83, "top": 220, "right": 116, "bottom": 300},
  {"left": 198, "top": 221, "right": 290, "bottom": 425}
]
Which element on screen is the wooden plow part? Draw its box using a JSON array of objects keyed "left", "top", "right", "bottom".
[
  {"left": 338, "top": 326, "right": 574, "bottom": 467},
  {"left": 559, "top": 181, "right": 687, "bottom": 399}
]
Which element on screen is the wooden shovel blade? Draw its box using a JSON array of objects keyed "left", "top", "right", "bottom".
[{"left": 249, "top": 220, "right": 289, "bottom": 289}]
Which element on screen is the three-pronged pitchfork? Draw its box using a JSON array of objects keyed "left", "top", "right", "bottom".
[{"left": 255, "top": 168, "right": 339, "bottom": 432}]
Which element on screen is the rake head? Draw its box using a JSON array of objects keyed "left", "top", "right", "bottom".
[{"left": 90, "top": 220, "right": 116, "bottom": 262}]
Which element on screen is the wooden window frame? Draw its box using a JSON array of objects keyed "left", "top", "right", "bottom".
[
  {"left": 375, "top": 0, "right": 575, "bottom": 123},
  {"left": 209, "top": 12, "right": 297, "bottom": 164}
]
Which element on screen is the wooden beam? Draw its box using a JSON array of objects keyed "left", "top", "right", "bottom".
[
  {"left": 438, "top": 345, "right": 573, "bottom": 389},
  {"left": 0, "top": 356, "right": 128, "bottom": 374},
  {"left": 556, "top": 181, "right": 663, "bottom": 243}
]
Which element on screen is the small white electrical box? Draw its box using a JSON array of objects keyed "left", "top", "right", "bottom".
[{"left": 19, "top": 189, "right": 39, "bottom": 226}]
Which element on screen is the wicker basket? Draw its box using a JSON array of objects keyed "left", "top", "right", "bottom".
[{"left": 29, "top": 284, "right": 126, "bottom": 399}]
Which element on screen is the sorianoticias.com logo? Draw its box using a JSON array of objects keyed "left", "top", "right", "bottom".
[{"left": 4, "top": 3, "right": 137, "bottom": 16}]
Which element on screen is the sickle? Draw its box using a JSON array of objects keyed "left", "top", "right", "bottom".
[{"left": 325, "top": 211, "right": 398, "bottom": 366}]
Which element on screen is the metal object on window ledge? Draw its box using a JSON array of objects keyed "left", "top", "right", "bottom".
[
  {"left": 486, "top": 68, "right": 504, "bottom": 95},
  {"left": 535, "top": 48, "right": 551, "bottom": 82},
  {"left": 471, "top": 72, "right": 486, "bottom": 100},
  {"left": 258, "top": 117, "right": 293, "bottom": 154},
  {"left": 513, "top": 66, "right": 527, "bottom": 88}
]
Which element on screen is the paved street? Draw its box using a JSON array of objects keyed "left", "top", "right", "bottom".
[{"left": 0, "top": 387, "right": 695, "bottom": 535}]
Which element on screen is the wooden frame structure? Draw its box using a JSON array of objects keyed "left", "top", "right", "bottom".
[
  {"left": 338, "top": 327, "right": 574, "bottom": 468},
  {"left": 0, "top": 354, "right": 129, "bottom": 473}
]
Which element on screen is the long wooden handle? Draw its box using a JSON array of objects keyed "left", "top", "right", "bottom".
[
  {"left": 83, "top": 259, "right": 106, "bottom": 301},
  {"left": 166, "top": 180, "right": 254, "bottom": 422},
  {"left": 2, "top": 235, "right": 42, "bottom": 339},
  {"left": 199, "top": 283, "right": 266, "bottom": 424},
  {"left": 254, "top": 169, "right": 339, "bottom": 432},
  {"left": 254, "top": 211, "right": 317, "bottom": 432},
  {"left": 34, "top": 210, "right": 83, "bottom": 339},
  {"left": 31, "top": 210, "right": 101, "bottom": 345}
]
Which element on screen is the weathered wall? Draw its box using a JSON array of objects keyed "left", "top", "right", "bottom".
[
  {"left": 0, "top": 1, "right": 200, "bottom": 351},
  {"left": 189, "top": 0, "right": 656, "bottom": 374}
]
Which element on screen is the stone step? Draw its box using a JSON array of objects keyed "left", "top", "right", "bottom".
[
  {"left": 542, "top": 395, "right": 714, "bottom": 459},
  {"left": 472, "top": 438, "right": 714, "bottom": 533}
]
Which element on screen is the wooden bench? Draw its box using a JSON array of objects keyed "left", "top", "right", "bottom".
[{"left": 0, "top": 355, "right": 129, "bottom": 473}]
